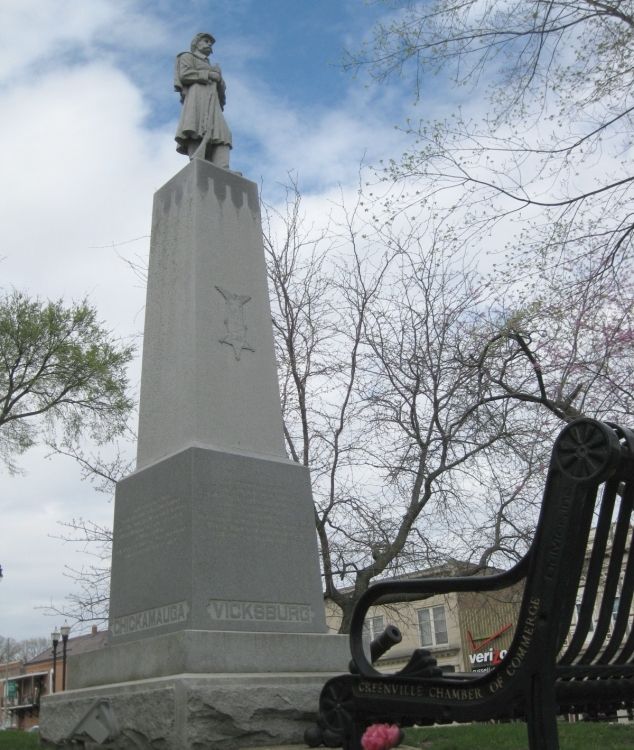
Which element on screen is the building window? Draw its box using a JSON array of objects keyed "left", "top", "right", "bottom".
[
  {"left": 362, "top": 615, "right": 385, "bottom": 651},
  {"left": 418, "top": 605, "right": 448, "bottom": 647}
]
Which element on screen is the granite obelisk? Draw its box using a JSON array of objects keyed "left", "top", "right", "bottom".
[{"left": 106, "top": 158, "right": 331, "bottom": 647}]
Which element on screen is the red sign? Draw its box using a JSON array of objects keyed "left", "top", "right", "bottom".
[{"left": 467, "top": 623, "right": 513, "bottom": 672}]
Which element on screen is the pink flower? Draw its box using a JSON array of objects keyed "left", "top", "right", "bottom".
[{"left": 361, "top": 723, "right": 402, "bottom": 750}]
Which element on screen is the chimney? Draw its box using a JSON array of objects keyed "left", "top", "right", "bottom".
[{"left": 91, "top": 625, "right": 98, "bottom": 636}]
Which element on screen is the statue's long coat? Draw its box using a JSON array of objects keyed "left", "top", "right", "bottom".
[{"left": 174, "top": 52, "right": 232, "bottom": 154}]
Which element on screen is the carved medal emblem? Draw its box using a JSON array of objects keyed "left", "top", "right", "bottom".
[{"left": 215, "top": 285, "right": 255, "bottom": 360}]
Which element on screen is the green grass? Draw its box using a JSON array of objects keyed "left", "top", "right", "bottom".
[
  {"left": 0, "top": 730, "right": 39, "bottom": 749},
  {"left": 2, "top": 722, "right": 633, "bottom": 750},
  {"left": 405, "top": 721, "right": 634, "bottom": 750}
]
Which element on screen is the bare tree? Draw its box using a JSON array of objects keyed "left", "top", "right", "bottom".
[
  {"left": 347, "top": 1, "right": 634, "bottom": 280},
  {"left": 469, "top": 258, "right": 634, "bottom": 427},
  {"left": 264, "top": 176, "right": 633, "bottom": 631},
  {"left": 266, "top": 186, "right": 529, "bottom": 630},
  {"left": 41, "top": 518, "right": 114, "bottom": 628},
  {"left": 39, "top": 441, "right": 134, "bottom": 628},
  {"left": 0, "top": 636, "right": 49, "bottom": 662},
  {"left": 264, "top": 181, "right": 401, "bottom": 630}
]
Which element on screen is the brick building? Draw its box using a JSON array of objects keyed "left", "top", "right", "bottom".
[{"left": 0, "top": 627, "right": 106, "bottom": 731}]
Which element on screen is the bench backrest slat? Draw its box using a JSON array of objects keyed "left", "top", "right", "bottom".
[
  {"left": 603, "top": 525, "right": 634, "bottom": 664},
  {"left": 581, "top": 486, "right": 634, "bottom": 664},
  {"left": 559, "top": 482, "right": 617, "bottom": 664},
  {"left": 559, "top": 476, "right": 620, "bottom": 663},
  {"left": 552, "top": 477, "right": 602, "bottom": 657}
]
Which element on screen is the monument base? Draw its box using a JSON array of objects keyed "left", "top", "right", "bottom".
[
  {"left": 39, "top": 673, "right": 335, "bottom": 749},
  {"left": 67, "top": 629, "right": 348, "bottom": 689}
]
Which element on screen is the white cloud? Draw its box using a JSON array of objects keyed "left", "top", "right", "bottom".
[
  {"left": 0, "top": 61, "right": 181, "bottom": 331},
  {"left": 227, "top": 68, "right": 413, "bottom": 196},
  {"left": 0, "top": 0, "right": 169, "bottom": 81}
]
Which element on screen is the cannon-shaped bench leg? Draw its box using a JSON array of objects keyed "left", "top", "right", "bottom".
[{"left": 306, "top": 625, "right": 403, "bottom": 748}]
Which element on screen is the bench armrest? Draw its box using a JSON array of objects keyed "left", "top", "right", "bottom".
[{"left": 349, "top": 555, "right": 531, "bottom": 678}]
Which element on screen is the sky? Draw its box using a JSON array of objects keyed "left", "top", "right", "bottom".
[{"left": 0, "top": 0, "right": 435, "bottom": 641}]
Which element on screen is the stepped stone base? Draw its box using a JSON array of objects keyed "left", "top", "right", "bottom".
[
  {"left": 67, "top": 629, "right": 348, "bottom": 689},
  {"left": 39, "top": 673, "right": 335, "bottom": 750}
]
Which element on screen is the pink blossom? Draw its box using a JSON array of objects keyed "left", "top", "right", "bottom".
[{"left": 361, "top": 723, "right": 402, "bottom": 750}]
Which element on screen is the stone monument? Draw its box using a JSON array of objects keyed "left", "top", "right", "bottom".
[{"left": 40, "top": 33, "right": 347, "bottom": 750}]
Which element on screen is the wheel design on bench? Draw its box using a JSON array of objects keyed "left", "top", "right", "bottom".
[
  {"left": 555, "top": 419, "right": 616, "bottom": 480},
  {"left": 319, "top": 676, "right": 355, "bottom": 742}
]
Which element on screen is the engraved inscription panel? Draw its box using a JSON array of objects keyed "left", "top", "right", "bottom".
[
  {"left": 192, "top": 460, "right": 327, "bottom": 632},
  {"left": 115, "top": 494, "right": 187, "bottom": 562},
  {"left": 207, "top": 599, "right": 315, "bottom": 624},
  {"left": 111, "top": 601, "right": 190, "bottom": 637},
  {"left": 206, "top": 475, "right": 302, "bottom": 548},
  {"left": 356, "top": 681, "right": 485, "bottom": 701}
]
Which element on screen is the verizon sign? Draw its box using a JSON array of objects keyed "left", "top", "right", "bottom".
[
  {"left": 467, "top": 622, "right": 513, "bottom": 673},
  {"left": 469, "top": 647, "right": 508, "bottom": 672}
]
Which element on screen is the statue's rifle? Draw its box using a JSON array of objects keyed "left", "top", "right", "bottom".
[
  {"left": 190, "top": 74, "right": 220, "bottom": 162},
  {"left": 191, "top": 126, "right": 212, "bottom": 162}
]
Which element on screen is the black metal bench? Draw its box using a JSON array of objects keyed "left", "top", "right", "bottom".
[{"left": 312, "top": 418, "right": 634, "bottom": 750}]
